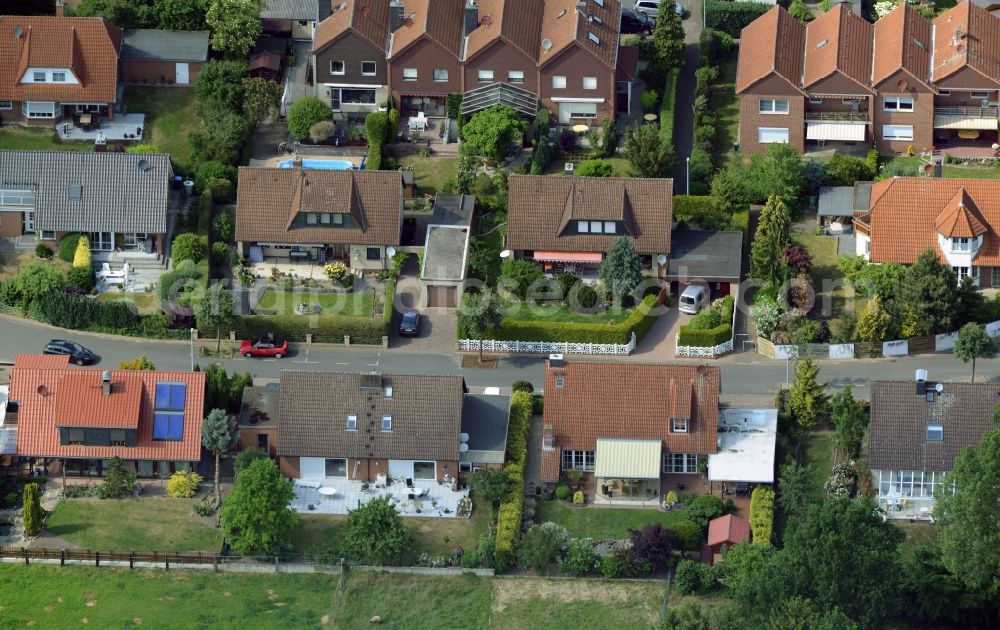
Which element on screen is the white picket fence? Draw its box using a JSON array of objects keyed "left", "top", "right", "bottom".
[
  {"left": 458, "top": 333, "right": 637, "bottom": 355},
  {"left": 675, "top": 298, "right": 738, "bottom": 358}
]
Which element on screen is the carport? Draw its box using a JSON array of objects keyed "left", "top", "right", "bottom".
[
  {"left": 419, "top": 194, "right": 475, "bottom": 309},
  {"left": 667, "top": 231, "right": 743, "bottom": 301}
]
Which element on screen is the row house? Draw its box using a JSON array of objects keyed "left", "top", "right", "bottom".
[
  {"left": 737, "top": 1, "right": 1000, "bottom": 156},
  {"left": 310, "top": 0, "right": 623, "bottom": 126}
]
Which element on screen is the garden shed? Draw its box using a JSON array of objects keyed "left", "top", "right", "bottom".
[
  {"left": 701, "top": 514, "right": 751, "bottom": 565},
  {"left": 120, "top": 29, "right": 209, "bottom": 86}
]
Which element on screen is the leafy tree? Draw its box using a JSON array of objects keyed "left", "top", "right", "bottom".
[
  {"left": 222, "top": 458, "right": 298, "bottom": 555},
  {"left": 118, "top": 355, "right": 155, "bottom": 370},
  {"left": 498, "top": 258, "right": 544, "bottom": 300},
  {"left": 576, "top": 159, "right": 615, "bottom": 177},
  {"left": 766, "top": 597, "right": 857, "bottom": 630},
  {"left": 234, "top": 447, "right": 267, "bottom": 478},
  {"left": 711, "top": 168, "right": 751, "bottom": 216},
  {"left": 675, "top": 559, "right": 717, "bottom": 595},
  {"left": 239, "top": 77, "right": 282, "bottom": 124},
  {"left": 155, "top": 0, "right": 209, "bottom": 30},
  {"left": 935, "top": 424, "right": 1000, "bottom": 594},
  {"left": 652, "top": 0, "right": 685, "bottom": 70},
  {"left": 562, "top": 537, "right": 599, "bottom": 575},
  {"left": 744, "top": 144, "right": 807, "bottom": 206},
  {"left": 783, "top": 245, "right": 812, "bottom": 273},
  {"left": 195, "top": 60, "right": 247, "bottom": 110},
  {"left": 777, "top": 463, "right": 810, "bottom": 517},
  {"left": 202, "top": 408, "right": 238, "bottom": 506},
  {"left": 287, "top": 97, "right": 333, "bottom": 140},
  {"left": 789, "top": 354, "right": 827, "bottom": 429},
  {"left": 953, "top": 322, "right": 995, "bottom": 382},
  {"left": 667, "top": 519, "right": 704, "bottom": 551},
  {"left": 457, "top": 291, "right": 504, "bottom": 362},
  {"left": 98, "top": 456, "right": 137, "bottom": 499},
  {"left": 954, "top": 276, "right": 985, "bottom": 329},
  {"left": 13, "top": 263, "right": 64, "bottom": 305},
  {"left": 599, "top": 236, "right": 643, "bottom": 300},
  {"left": 72, "top": 234, "right": 91, "bottom": 269},
  {"left": 829, "top": 384, "right": 868, "bottom": 459},
  {"left": 172, "top": 233, "right": 205, "bottom": 264},
  {"left": 460, "top": 105, "right": 527, "bottom": 166},
  {"left": 629, "top": 523, "right": 676, "bottom": 571},
  {"left": 189, "top": 103, "right": 251, "bottom": 163},
  {"left": 512, "top": 380, "right": 534, "bottom": 393},
  {"left": 900, "top": 540, "right": 991, "bottom": 626},
  {"left": 898, "top": 249, "right": 959, "bottom": 335},
  {"left": 204, "top": 364, "right": 253, "bottom": 414},
  {"left": 823, "top": 154, "right": 874, "bottom": 186},
  {"left": 469, "top": 468, "right": 510, "bottom": 519},
  {"left": 69, "top": 0, "right": 154, "bottom": 28},
  {"left": 22, "top": 482, "right": 44, "bottom": 536},
  {"left": 206, "top": 0, "right": 262, "bottom": 57},
  {"left": 856, "top": 294, "right": 891, "bottom": 342},
  {"left": 749, "top": 195, "right": 790, "bottom": 292},
  {"left": 788, "top": 0, "right": 814, "bottom": 21},
  {"left": 194, "top": 283, "right": 236, "bottom": 353},
  {"left": 624, "top": 123, "right": 674, "bottom": 178},
  {"left": 343, "top": 495, "right": 408, "bottom": 565},
  {"left": 716, "top": 542, "right": 775, "bottom": 593},
  {"left": 214, "top": 212, "right": 235, "bottom": 242},
  {"left": 661, "top": 601, "right": 740, "bottom": 629},
  {"left": 522, "top": 522, "right": 569, "bottom": 574},
  {"left": 686, "top": 494, "right": 725, "bottom": 528}
]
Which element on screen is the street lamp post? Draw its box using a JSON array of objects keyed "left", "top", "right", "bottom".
[
  {"left": 686, "top": 157, "right": 690, "bottom": 195},
  {"left": 189, "top": 328, "right": 196, "bottom": 371}
]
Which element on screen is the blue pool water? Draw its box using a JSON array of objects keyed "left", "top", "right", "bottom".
[{"left": 278, "top": 158, "right": 356, "bottom": 170}]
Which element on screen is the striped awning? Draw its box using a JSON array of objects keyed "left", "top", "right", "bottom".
[
  {"left": 532, "top": 251, "right": 603, "bottom": 263},
  {"left": 806, "top": 122, "right": 866, "bottom": 141},
  {"left": 595, "top": 438, "right": 661, "bottom": 479}
]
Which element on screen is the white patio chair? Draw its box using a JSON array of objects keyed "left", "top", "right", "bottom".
[{"left": 98, "top": 262, "right": 112, "bottom": 278}]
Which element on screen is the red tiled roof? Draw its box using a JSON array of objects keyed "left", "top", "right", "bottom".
[
  {"left": 934, "top": 188, "right": 989, "bottom": 237},
  {"left": 932, "top": 2, "right": 1000, "bottom": 84},
  {"left": 14, "top": 354, "right": 69, "bottom": 370},
  {"left": 53, "top": 372, "right": 142, "bottom": 429},
  {"left": 11, "top": 363, "right": 205, "bottom": 462},
  {"left": 538, "top": 0, "right": 620, "bottom": 70},
  {"left": 0, "top": 16, "right": 121, "bottom": 104},
  {"left": 540, "top": 360, "right": 719, "bottom": 482},
  {"left": 389, "top": 0, "right": 465, "bottom": 59},
  {"left": 872, "top": 3, "right": 933, "bottom": 89},
  {"left": 802, "top": 4, "right": 873, "bottom": 91},
  {"left": 867, "top": 177, "right": 1000, "bottom": 265},
  {"left": 736, "top": 6, "right": 805, "bottom": 94},
  {"left": 313, "top": 0, "right": 391, "bottom": 53},
  {"left": 465, "top": 0, "right": 545, "bottom": 62},
  {"left": 616, "top": 45, "right": 639, "bottom": 82},
  {"left": 707, "top": 514, "right": 751, "bottom": 546}
]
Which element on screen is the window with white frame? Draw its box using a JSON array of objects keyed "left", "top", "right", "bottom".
[
  {"left": 883, "top": 96, "right": 914, "bottom": 111},
  {"left": 552, "top": 75, "right": 567, "bottom": 89},
  {"left": 582, "top": 76, "right": 597, "bottom": 90},
  {"left": 566, "top": 102, "right": 597, "bottom": 118},
  {"left": 883, "top": 125, "right": 913, "bottom": 140},
  {"left": 878, "top": 469, "right": 946, "bottom": 499},
  {"left": 561, "top": 450, "right": 595, "bottom": 471},
  {"left": 0, "top": 100, "right": 10, "bottom": 110},
  {"left": 33, "top": 71, "right": 44, "bottom": 82},
  {"left": 508, "top": 70, "right": 524, "bottom": 84},
  {"left": 346, "top": 414, "right": 357, "bottom": 430},
  {"left": 381, "top": 415, "right": 392, "bottom": 431},
  {"left": 306, "top": 212, "right": 318, "bottom": 225},
  {"left": 604, "top": 221, "right": 616, "bottom": 233},
  {"left": 23, "top": 101, "right": 56, "bottom": 118},
  {"left": 324, "top": 458, "right": 347, "bottom": 477},
  {"left": 663, "top": 453, "right": 698, "bottom": 474},
  {"left": 759, "top": 99, "right": 789, "bottom": 114},
  {"left": 0, "top": 189, "right": 34, "bottom": 207},
  {"left": 40, "top": 230, "right": 55, "bottom": 240},
  {"left": 52, "top": 72, "right": 66, "bottom": 82},
  {"left": 939, "top": 90, "right": 951, "bottom": 97},
  {"left": 952, "top": 237, "right": 971, "bottom": 252},
  {"left": 992, "top": 267, "right": 1000, "bottom": 288},
  {"left": 590, "top": 220, "right": 603, "bottom": 233},
  {"left": 587, "top": 32, "right": 599, "bottom": 44},
  {"left": 971, "top": 91, "right": 991, "bottom": 99},
  {"left": 953, "top": 266, "right": 971, "bottom": 281},
  {"left": 330, "top": 60, "right": 345, "bottom": 75},
  {"left": 403, "top": 68, "right": 417, "bottom": 80},
  {"left": 478, "top": 70, "right": 494, "bottom": 83},
  {"left": 757, "top": 127, "right": 789, "bottom": 144},
  {"left": 926, "top": 424, "right": 943, "bottom": 442},
  {"left": 670, "top": 417, "right": 689, "bottom": 433},
  {"left": 577, "top": 220, "right": 589, "bottom": 233},
  {"left": 433, "top": 68, "right": 448, "bottom": 81},
  {"left": 361, "top": 61, "right": 376, "bottom": 76},
  {"left": 809, "top": 97, "right": 822, "bottom": 105}
]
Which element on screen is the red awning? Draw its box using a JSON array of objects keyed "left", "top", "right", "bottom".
[{"left": 532, "top": 251, "right": 603, "bottom": 263}]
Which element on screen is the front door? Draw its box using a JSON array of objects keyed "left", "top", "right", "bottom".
[
  {"left": 89, "top": 231, "right": 113, "bottom": 251},
  {"left": 175, "top": 63, "right": 190, "bottom": 85},
  {"left": 23, "top": 211, "right": 34, "bottom": 232}
]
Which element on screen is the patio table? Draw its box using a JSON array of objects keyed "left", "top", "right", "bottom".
[{"left": 318, "top": 487, "right": 337, "bottom": 499}]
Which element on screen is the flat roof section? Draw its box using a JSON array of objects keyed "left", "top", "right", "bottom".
[
  {"left": 430, "top": 194, "right": 475, "bottom": 227},
  {"left": 460, "top": 393, "right": 511, "bottom": 464},
  {"left": 239, "top": 385, "right": 280, "bottom": 429},
  {"left": 667, "top": 230, "right": 743, "bottom": 282},
  {"left": 708, "top": 407, "right": 778, "bottom": 484},
  {"left": 421, "top": 225, "right": 471, "bottom": 282}
]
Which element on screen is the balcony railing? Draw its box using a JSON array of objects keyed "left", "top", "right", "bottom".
[
  {"left": 934, "top": 106, "right": 998, "bottom": 118},
  {"left": 804, "top": 111, "right": 868, "bottom": 122}
]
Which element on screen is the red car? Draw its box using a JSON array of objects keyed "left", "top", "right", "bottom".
[{"left": 240, "top": 337, "right": 288, "bottom": 358}]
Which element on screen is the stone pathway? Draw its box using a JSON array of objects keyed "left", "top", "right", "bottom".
[{"left": 524, "top": 416, "right": 543, "bottom": 496}]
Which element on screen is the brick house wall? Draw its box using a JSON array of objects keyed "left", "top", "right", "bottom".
[
  {"left": 120, "top": 60, "right": 204, "bottom": 85},
  {"left": 463, "top": 41, "right": 540, "bottom": 96},
  {"left": 538, "top": 46, "right": 615, "bottom": 123},
  {"left": 0, "top": 211, "right": 23, "bottom": 237},
  {"left": 873, "top": 71, "right": 934, "bottom": 155},
  {"left": 314, "top": 33, "right": 389, "bottom": 90},
  {"left": 738, "top": 93, "right": 805, "bottom": 155},
  {"left": 389, "top": 39, "right": 463, "bottom": 112},
  {"left": 239, "top": 427, "right": 278, "bottom": 458}
]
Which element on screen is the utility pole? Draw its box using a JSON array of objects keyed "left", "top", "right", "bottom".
[
  {"left": 190, "top": 328, "right": 196, "bottom": 371},
  {"left": 686, "top": 157, "right": 690, "bottom": 195}
]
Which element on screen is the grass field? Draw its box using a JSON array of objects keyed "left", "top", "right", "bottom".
[
  {"left": 256, "top": 288, "right": 375, "bottom": 317},
  {"left": 46, "top": 498, "right": 224, "bottom": 553},
  {"left": 0, "top": 250, "right": 71, "bottom": 282},
  {"left": 0, "top": 564, "right": 334, "bottom": 628},
  {"left": 399, "top": 156, "right": 458, "bottom": 195},
  {"left": 713, "top": 49, "right": 740, "bottom": 168},
  {"left": 0, "top": 126, "right": 92, "bottom": 152},
  {"left": 799, "top": 431, "right": 836, "bottom": 503},
  {"left": 793, "top": 232, "right": 868, "bottom": 329},
  {"left": 489, "top": 576, "right": 664, "bottom": 628},
  {"left": 542, "top": 157, "right": 632, "bottom": 176},
  {"left": 123, "top": 87, "right": 199, "bottom": 174},
  {"left": 885, "top": 156, "right": 1000, "bottom": 179},
  {"left": 895, "top": 520, "right": 937, "bottom": 554},
  {"left": 503, "top": 302, "right": 633, "bottom": 325},
  {"left": 335, "top": 571, "right": 492, "bottom": 627},
  {"left": 535, "top": 500, "right": 687, "bottom": 540}
]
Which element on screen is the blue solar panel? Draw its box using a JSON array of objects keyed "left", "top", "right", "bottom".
[
  {"left": 155, "top": 382, "right": 187, "bottom": 412},
  {"left": 153, "top": 412, "right": 184, "bottom": 440}
]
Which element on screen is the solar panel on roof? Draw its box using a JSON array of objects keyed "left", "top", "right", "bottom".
[
  {"left": 155, "top": 382, "right": 186, "bottom": 411},
  {"left": 153, "top": 412, "right": 184, "bottom": 440}
]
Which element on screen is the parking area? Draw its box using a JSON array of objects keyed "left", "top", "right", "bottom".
[{"left": 388, "top": 272, "right": 458, "bottom": 353}]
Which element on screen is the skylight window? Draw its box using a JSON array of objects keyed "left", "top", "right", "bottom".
[
  {"left": 346, "top": 414, "right": 357, "bottom": 430},
  {"left": 587, "top": 32, "right": 600, "bottom": 45},
  {"left": 926, "top": 424, "right": 943, "bottom": 442},
  {"left": 816, "top": 39, "right": 828, "bottom": 49},
  {"left": 382, "top": 415, "right": 392, "bottom": 431}
]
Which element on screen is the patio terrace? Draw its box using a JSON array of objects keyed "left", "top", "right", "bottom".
[
  {"left": 291, "top": 477, "right": 469, "bottom": 518},
  {"left": 56, "top": 113, "right": 147, "bottom": 142}
]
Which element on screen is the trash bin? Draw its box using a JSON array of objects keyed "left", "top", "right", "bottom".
[
  {"left": 172, "top": 175, "right": 183, "bottom": 190},
  {"left": 183, "top": 180, "right": 195, "bottom": 197}
]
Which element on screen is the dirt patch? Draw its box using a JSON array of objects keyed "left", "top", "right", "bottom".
[
  {"left": 490, "top": 577, "right": 653, "bottom": 614},
  {"left": 461, "top": 355, "right": 497, "bottom": 369}
]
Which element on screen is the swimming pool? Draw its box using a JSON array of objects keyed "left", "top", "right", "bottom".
[{"left": 277, "top": 158, "right": 356, "bottom": 170}]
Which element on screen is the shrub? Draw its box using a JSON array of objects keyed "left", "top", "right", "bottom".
[
  {"left": 699, "top": 28, "right": 734, "bottom": 66},
  {"left": 512, "top": 380, "right": 534, "bottom": 393},
  {"left": 563, "top": 538, "right": 599, "bottom": 575},
  {"left": 195, "top": 160, "right": 236, "bottom": 193},
  {"left": 576, "top": 159, "right": 615, "bottom": 177},
  {"left": 706, "top": 0, "right": 772, "bottom": 37},
  {"left": 601, "top": 544, "right": 649, "bottom": 578},
  {"left": 365, "top": 111, "right": 387, "bottom": 170},
  {"left": 35, "top": 291, "right": 140, "bottom": 331},
  {"left": 66, "top": 266, "right": 95, "bottom": 292},
  {"left": 678, "top": 295, "right": 734, "bottom": 347},
  {"left": 675, "top": 559, "right": 718, "bottom": 595},
  {"left": 573, "top": 490, "right": 584, "bottom": 504},
  {"left": 668, "top": 519, "right": 704, "bottom": 552},
  {"left": 22, "top": 483, "right": 44, "bottom": 536},
  {"left": 493, "top": 391, "right": 533, "bottom": 570},
  {"left": 630, "top": 523, "right": 677, "bottom": 571},
  {"left": 522, "top": 522, "right": 568, "bottom": 574},
  {"left": 687, "top": 307, "right": 723, "bottom": 330},
  {"left": 288, "top": 97, "right": 333, "bottom": 140},
  {"left": 166, "top": 471, "right": 203, "bottom": 498},
  {"left": 172, "top": 233, "right": 205, "bottom": 264},
  {"left": 673, "top": 196, "right": 732, "bottom": 231},
  {"left": 58, "top": 233, "right": 83, "bottom": 262},
  {"left": 574, "top": 283, "right": 599, "bottom": 309},
  {"left": 35, "top": 243, "right": 52, "bottom": 259},
  {"left": 157, "top": 259, "right": 203, "bottom": 302},
  {"left": 72, "top": 234, "right": 91, "bottom": 269},
  {"left": 97, "top": 456, "right": 136, "bottom": 499},
  {"left": 641, "top": 89, "right": 660, "bottom": 113},
  {"left": 555, "top": 483, "right": 571, "bottom": 500},
  {"left": 309, "top": 120, "right": 335, "bottom": 143},
  {"left": 211, "top": 241, "right": 232, "bottom": 265},
  {"left": 214, "top": 213, "right": 235, "bottom": 242},
  {"left": 687, "top": 494, "right": 726, "bottom": 528},
  {"left": 749, "top": 485, "right": 775, "bottom": 544},
  {"left": 499, "top": 258, "right": 544, "bottom": 300}
]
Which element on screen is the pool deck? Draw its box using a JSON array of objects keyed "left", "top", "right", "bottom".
[{"left": 252, "top": 155, "right": 364, "bottom": 168}]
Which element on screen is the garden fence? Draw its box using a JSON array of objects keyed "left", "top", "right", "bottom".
[
  {"left": 675, "top": 296, "right": 738, "bottom": 358},
  {"left": 458, "top": 333, "right": 637, "bottom": 356}
]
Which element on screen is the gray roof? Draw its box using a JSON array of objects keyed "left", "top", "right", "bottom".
[
  {"left": 460, "top": 394, "right": 511, "bottom": 464},
  {"left": 277, "top": 371, "right": 465, "bottom": 461},
  {"left": 421, "top": 225, "right": 470, "bottom": 282},
  {"left": 667, "top": 230, "right": 743, "bottom": 281},
  {"left": 431, "top": 194, "right": 475, "bottom": 227},
  {"left": 818, "top": 181, "right": 872, "bottom": 218},
  {"left": 0, "top": 151, "right": 172, "bottom": 233},
  {"left": 239, "top": 385, "right": 280, "bottom": 428},
  {"left": 261, "top": 0, "right": 318, "bottom": 20},
  {"left": 121, "top": 29, "right": 209, "bottom": 62}
]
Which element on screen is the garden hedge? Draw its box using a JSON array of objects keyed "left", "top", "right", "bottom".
[
  {"left": 678, "top": 295, "right": 734, "bottom": 347},
  {"left": 365, "top": 111, "right": 386, "bottom": 170},
  {"left": 749, "top": 485, "right": 774, "bottom": 545},
  {"left": 494, "top": 295, "right": 659, "bottom": 344},
  {"left": 494, "top": 391, "right": 533, "bottom": 571},
  {"left": 35, "top": 291, "right": 139, "bottom": 331},
  {"left": 57, "top": 233, "right": 84, "bottom": 263},
  {"left": 229, "top": 314, "right": 387, "bottom": 345},
  {"left": 382, "top": 277, "right": 396, "bottom": 327},
  {"left": 706, "top": 0, "right": 772, "bottom": 37}
]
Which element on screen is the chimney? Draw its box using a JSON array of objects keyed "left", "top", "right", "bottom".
[
  {"left": 915, "top": 369, "right": 928, "bottom": 395},
  {"left": 101, "top": 371, "right": 112, "bottom": 396},
  {"left": 55, "top": 0, "right": 64, "bottom": 17},
  {"left": 548, "top": 353, "right": 564, "bottom": 368},
  {"left": 389, "top": 0, "right": 405, "bottom": 32},
  {"left": 464, "top": 0, "right": 479, "bottom": 36}
]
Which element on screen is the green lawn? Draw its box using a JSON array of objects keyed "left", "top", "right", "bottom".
[
  {"left": 255, "top": 288, "right": 376, "bottom": 317},
  {"left": 0, "top": 126, "right": 92, "bottom": 152},
  {"left": 503, "top": 301, "right": 633, "bottom": 325},
  {"left": 46, "top": 497, "right": 224, "bottom": 552},
  {"left": 123, "top": 87, "right": 199, "bottom": 174},
  {"left": 543, "top": 157, "right": 632, "bottom": 176},
  {"left": 884, "top": 156, "right": 1000, "bottom": 179},
  {"left": 799, "top": 430, "right": 836, "bottom": 503},
  {"left": 713, "top": 49, "right": 740, "bottom": 168},
  {"left": 490, "top": 576, "right": 665, "bottom": 628},
  {"left": 335, "top": 571, "right": 492, "bottom": 627},
  {"left": 291, "top": 496, "right": 491, "bottom": 563},
  {"left": 793, "top": 233, "right": 867, "bottom": 328},
  {"left": 399, "top": 156, "right": 458, "bottom": 194},
  {"left": 469, "top": 208, "right": 506, "bottom": 285},
  {"left": 0, "top": 564, "right": 334, "bottom": 628},
  {"left": 535, "top": 500, "right": 687, "bottom": 540},
  {"left": 895, "top": 520, "right": 937, "bottom": 554}
]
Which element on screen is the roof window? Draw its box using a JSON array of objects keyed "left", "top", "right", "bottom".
[
  {"left": 926, "top": 424, "right": 943, "bottom": 442},
  {"left": 816, "top": 39, "right": 828, "bottom": 49},
  {"left": 587, "top": 32, "right": 600, "bottom": 45}
]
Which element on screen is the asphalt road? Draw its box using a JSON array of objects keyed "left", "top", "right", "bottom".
[{"left": 1, "top": 316, "right": 995, "bottom": 398}]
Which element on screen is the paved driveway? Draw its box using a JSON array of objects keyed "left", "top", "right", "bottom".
[{"left": 387, "top": 265, "right": 458, "bottom": 353}]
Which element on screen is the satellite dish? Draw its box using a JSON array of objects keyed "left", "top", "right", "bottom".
[
  {"left": 499, "top": 249, "right": 512, "bottom": 258},
  {"left": 459, "top": 443, "right": 469, "bottom": 453},
  {"left": 36, "top": 384, "right": 48, "bottom": 396},
  {"left": 895, "top": 78, "right": 909, "bottom": 91},
  {"left": 137, "top": 158, "right": 149, "bottom": 172},
  {"left": 935, "top": 383, "right": 944, "bottom": 393},
  {"left": 460, "top": 432, "right": 470, "bottom": 443},
  {"left": 386, "top": 246, "right": 396, "bottom": 257},
  {"left": 541, "top": 38, "right": 553, "bottom": 51},
  {"left": 656, "top": 254, "right": 667, "bottom": 265}
]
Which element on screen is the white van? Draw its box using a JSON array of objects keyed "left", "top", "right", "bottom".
[{"left": 678, "top": 285, "right": 709, "bottom": 314}]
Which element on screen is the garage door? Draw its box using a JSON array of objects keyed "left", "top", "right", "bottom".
[{"left": 427, "top": 285, "right": 457, "bottom": 308}]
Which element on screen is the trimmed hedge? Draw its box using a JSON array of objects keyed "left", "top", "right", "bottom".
[
  {"left": 659, "top": 68, "right": 679, "bottom": 147},
  {"left": 495, "top": 295, "right": 659, "bottom": 344},
  {"left": 494, "top": 391, "right": 533, "bottom": 571},
  {"left": 678, "top": 295, "right": 734, "bottom": 347},
  {"left": 749, "top": 485, "right": 774, "bottom": 545},
  {"left": 57, "top": 233, "right": 84, "bottom": 263},
  {"left": 35, "top": 291, "right": 139, "bottom": 331},
  {"left": 365, "top": 111, "right": 387, "bottom": 170},
  {"left": 230, "top": 314, "right": 387, "bottom": 345},
  {"left": 667, "top": 519, "right": 705, "bottom": 552},
  {"left": 706, "top": 0, "right": 772, "bottom": 37},
  {"left": 673, "top": 195, "right": 735, "bottom": 230},
  {"left": 382, "top": 277, "right": 396, "bottom": 327}
]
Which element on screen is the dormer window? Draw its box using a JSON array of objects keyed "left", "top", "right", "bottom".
[
  {"left": 926, "top": 424, "right": 943, "bottom": 442},
  {"left": 952, "top": 237, "right": 970, "bottom": 252},
  {"left": 381, "top": 415, "right": 392, "bottom": 431},
  {"left": 52, "top": 72, "right": 66, "bottom": 82},
  {"left": 346, "top": 414, "right": 357, "bottom": 430},
  {"left": 33, "top": 72, "right": 45, "bottom": 82},
  {"left": 670, "top": 417, "right": 689, "bottom": 433},
  {"left": 578, "top": 220, "right": 589, "bottom": 233},
  {"left": 587, "top": 32, "right": 599, "bottom": 44}
]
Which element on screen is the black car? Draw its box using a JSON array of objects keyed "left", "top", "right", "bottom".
[
  {"left": 43, "top": 339, "right": 96, "bottom": 365},
  {"left": 620, "top": 8, "right": 653, "bottom": 35},
  {"left": 399, "top": 310, "right": 421, "bottom": 337}
]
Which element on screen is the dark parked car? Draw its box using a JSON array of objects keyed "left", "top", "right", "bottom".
[
  {"left": 43, "top": 339, "right": 96, "bottom": 365},
  {"left": 240, "top": 337, "right": 288, "bottom": 358},
  {"left": 399, "top": 310, "right": 420, "bottom": 337},
  {"left": 620, "top": 8, "right": 653, "bottom": 35}
]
